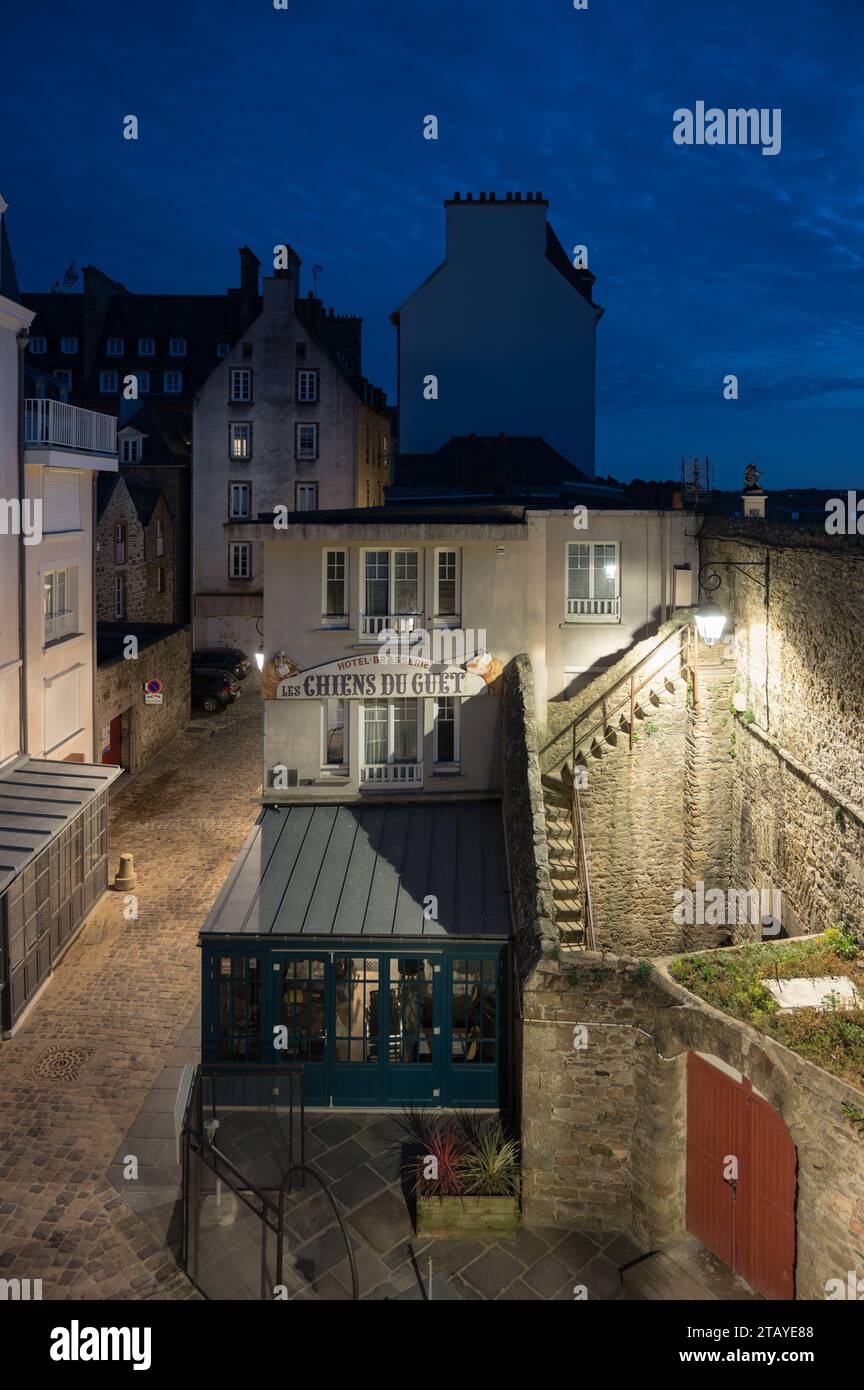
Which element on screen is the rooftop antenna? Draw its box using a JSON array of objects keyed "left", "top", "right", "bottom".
[{"left": 312, "top": 263, "right": 323, "bottom": 296}]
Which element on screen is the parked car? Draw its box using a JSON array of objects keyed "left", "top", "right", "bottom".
[
  {"left": 192, "top": 667, "right": 241, "bottom": 713},
  {"left": 192, "top": 646, "right": 251, "bottom": 680}
]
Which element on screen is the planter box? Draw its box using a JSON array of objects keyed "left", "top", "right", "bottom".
[{"left": 416, "top": 1195, "right": 520, "bottom": 1237}]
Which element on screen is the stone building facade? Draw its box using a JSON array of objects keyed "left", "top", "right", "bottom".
[
  {"left": 96, "top": 625, "right": 191, "bottom": 774},
  {"left": 193, "top": 253, "right": 391, "bottom": 655},
  {"left": 96, "top": 473, "right": 174, "bottom": 624}
]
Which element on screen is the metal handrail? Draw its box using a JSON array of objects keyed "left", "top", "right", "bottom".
[{"left": 549, "top": 622, "right": 690, "bottom": 767}]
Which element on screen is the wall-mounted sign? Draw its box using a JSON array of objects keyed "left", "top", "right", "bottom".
[
  {"left": 144, "top": 678, "right": 163, "bottom": 706},
  {"left": 273, "top": 651, "right": 501, "bottom": 700}
]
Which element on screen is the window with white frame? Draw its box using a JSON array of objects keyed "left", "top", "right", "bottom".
[
  {"left": 164, "top": 370, "right": 182, "bottom": 394},
  {"left": 155, "top": 517, "right": 165, "bottom": 556},
  {"left": 99, "top": 370, "right": 118, "bottom": 393},
  {"left": 228, "top": 482, "right": 251, "bottom": 519},
  {"left": 136, "top": 370, "right": 150, "bottom": 394},
  {"left": 295, "top": 482, "right": 318, "bottom": 511},
  {"left": 29, "top": 337, "right": 47, "bottom": 354},
  {"left": 362, "top": 548, "right": 421, "bottom": 628},
  {"left": 60, "top": 337, "right": 78, "bottom": 354},
  {"left": 43, "top": 566, "right": 78, "bottom": 644},
  {"left": 295, "top": 422, "right": 318, "bottom": 459},
  {"left": 323, "top": 698, "right": 347, "bottom": 768},
  {"left": 363, "top": 698, "right": 420, "bottom": 766},
  {"left": 138, "top": 337, "right": 155, "bottom": 356},
  {"left": 114, "top": 522, "right": 127, "bottom": 565},
  {"left": 296, "top": 369, "right": 319, "bottom": 403},
  {"left": 434, "top": 549, "right": 459, "bottom": 619},
  {"left": 217, "top": 341, "right": 230, "bottom": 357},
  {"left": 230, "top": 368, "right": 252, "bottom": 402},
  {"left": 323, "top": 549, "right": 347, "bottom": 620},
  {"left": 115, "top": 572, "right": 127, "bottom": 619},
  {"left": 120, "top": 436, "right": 141, "bottom": 464},
  {"left": 565, "top": 541, "right": 620, "bottom": 620},
  {"left": 169, "top": 338, "right": 187, "bottom": 356},
  {"left": 107, "top": 338, "right": 124, "bottom": 356},
  {"left": 229, "top": 423, "right": 252, "bottom": 459},
  {"left": 228, "top": 542, "right": 252, "bottom": 579},
  {"left": 434, "top": 696, "right": 459, "bottom": 766}
]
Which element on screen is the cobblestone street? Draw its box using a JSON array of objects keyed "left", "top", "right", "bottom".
[{"left": 0, "top": 685, "right": 263, "bottom": 1301}]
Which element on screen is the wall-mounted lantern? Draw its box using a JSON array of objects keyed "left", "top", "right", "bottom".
[{"left": 695, "top": 553, "right": 769, "bottom": 646}]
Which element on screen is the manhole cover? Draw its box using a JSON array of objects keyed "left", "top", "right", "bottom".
[{"left": 32, "top": 1045, "right": 96, "bottom": 1081}]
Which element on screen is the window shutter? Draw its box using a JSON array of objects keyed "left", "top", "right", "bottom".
[{"left": 43, "top": 471, "right": 81, "bottom": 533}]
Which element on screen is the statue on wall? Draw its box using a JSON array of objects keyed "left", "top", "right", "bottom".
[
  {"left": 743, "top": 462, "right": 764, "bottom": 493},
  {"left": 261, "top": 652, "right": 300, "bottom": 700}
]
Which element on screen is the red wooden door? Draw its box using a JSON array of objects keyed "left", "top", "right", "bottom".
[
  {"left": 686, "top": 1053, "right": 796, "bottom": 1300},
  {"left": 102, "top": 715, "right": 121, "bottom": 765}
]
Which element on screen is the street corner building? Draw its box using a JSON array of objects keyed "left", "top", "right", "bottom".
[{"left": 197, "top": 486, "right": 699, "bottom": 1110}]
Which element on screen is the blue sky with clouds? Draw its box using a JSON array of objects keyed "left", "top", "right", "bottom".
[{"left": 2, "top": 0, "right": 861, "bottom": 487}]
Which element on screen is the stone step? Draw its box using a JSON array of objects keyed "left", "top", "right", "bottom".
[
  {"left": 553, "top": 881, "right": 580, "bottom": 898},
  {"left": 555, "top": 899, "right": 583, "bottom": 920},
  {"left": 559, "top": 927, "right": 584, "bottom": 947}
]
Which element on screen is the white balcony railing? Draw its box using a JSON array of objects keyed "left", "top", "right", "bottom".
[
  {"left": 360, "top": 763, "right": 423, "bottom": 786},
  {"left": 25, "top": 398, "right": 117, "bottom": 456},
  {"left": 360, "top": 614, "right": 419, "bottom": 640},
  {"left": 44, "top": 609, "right": 78, "bottom": 644},
  {"left": 565, "top": 596, "right": 621, "bottom": 622}
]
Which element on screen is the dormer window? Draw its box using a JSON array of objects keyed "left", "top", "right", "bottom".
[{"left": 120, "top": 436, "right": 141, "bottom": 463}]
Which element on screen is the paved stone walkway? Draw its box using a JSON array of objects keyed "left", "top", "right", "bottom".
[
  {"left": 158, "top": 1110, "right": 639, "bottom": 1301},
  {"left": 0, "top": 681, "right": 264, "bottom": 1300}
]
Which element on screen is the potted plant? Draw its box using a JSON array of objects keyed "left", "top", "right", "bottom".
[{"left": 398, "top": 1110, "right": 521, "bottom": 1236}]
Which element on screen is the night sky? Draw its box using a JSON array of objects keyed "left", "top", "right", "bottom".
[{"left": 2, "top": 0, "right": 861, "bottom": 489}]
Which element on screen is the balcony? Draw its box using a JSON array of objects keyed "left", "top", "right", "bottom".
[
  {"left": 565, "top": 596, "right": 621, "bottom": 623},
  {"left": 360, "top": 763, "right": 423, "bottom": 787},
  {"left": 44, "top": 609, "right": 79, "bottom": 645},
  {"left": 25, "top": 398, "right": 117, "bottom": 467},
  {"left": 359, "top": 614, "right": 419, "bottom": 642}
]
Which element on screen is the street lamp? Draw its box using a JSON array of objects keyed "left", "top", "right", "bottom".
[
  {"left": 695, "top": 555, "right": 769, "bottom": 647},
  {"left": 255, "top": 645, "right": 265, "bottom": 671},
  {"left": 694, "top": 599, "right": 726, "bottom": 647}
]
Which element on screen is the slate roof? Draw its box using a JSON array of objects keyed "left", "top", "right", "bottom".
[
  {"left": 386, "top": 435, "right": 623, "bottom": 507},
  {"left": 201, "top": 802, "right": 512, "bottom": 940},
  {"left": 97, "top": 472, "right": 165, "bottom": 527},
  {"left": 119, "top": 402, "right": 191, "bottom": 466},
  {"left": 0, "top": 759, "right": 121, "bottom": 896}
]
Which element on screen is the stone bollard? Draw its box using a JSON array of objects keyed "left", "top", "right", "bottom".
[{"left": 113, "top": 853, "right": 137, "bottom": 891}]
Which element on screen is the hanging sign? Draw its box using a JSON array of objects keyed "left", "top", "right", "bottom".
[{"left": 274, "top": 651, "right": 501, "bottom": 700}]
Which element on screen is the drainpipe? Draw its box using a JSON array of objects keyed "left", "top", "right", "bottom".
[{"left": 15, "top": 328, "right": 29, "bottom": 755}]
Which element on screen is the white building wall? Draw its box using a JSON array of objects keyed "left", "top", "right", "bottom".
[
  {"left": 0, "top": 289, "right": 31, "bottom": 767},
  {"left": 255, "top": 510, "right": 698, "bottom": 798}
]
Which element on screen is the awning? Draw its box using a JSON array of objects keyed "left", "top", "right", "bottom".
[
  {"left": 202, "top": 801, "right": 512, "bottom": 940},
  {"left": 0, "top": 757, "right": 122, "bottom": 895}
]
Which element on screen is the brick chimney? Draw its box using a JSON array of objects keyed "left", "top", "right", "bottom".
[{"left": 238, "top": 246, "right": 261, "bottom": 329}]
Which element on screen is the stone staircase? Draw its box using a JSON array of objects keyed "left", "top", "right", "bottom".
[
  {"left": 543, "top": 776, "right": 585, "bottom": 947},
  {"left": 539, "top": 614, "right": 696, "bottom": 949}
]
